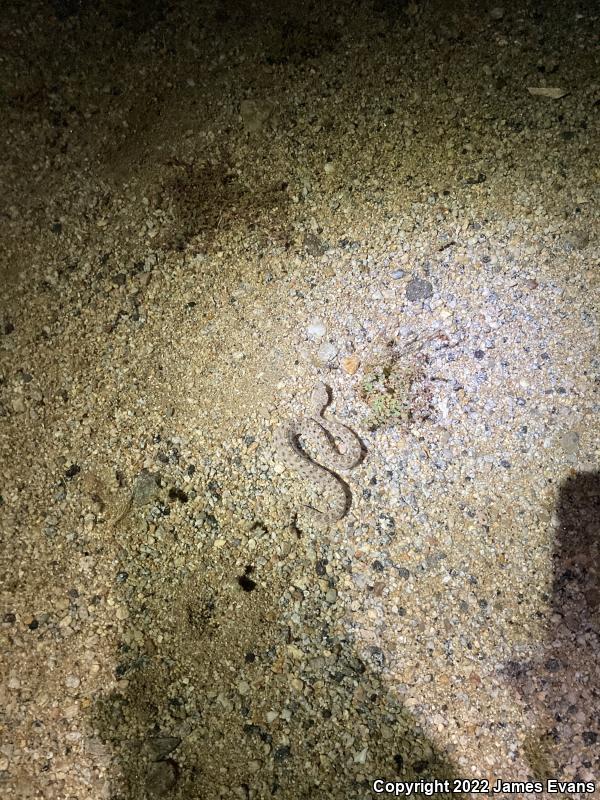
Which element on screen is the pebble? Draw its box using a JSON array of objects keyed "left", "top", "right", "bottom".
[
  {"left": 11, "top": 396, "right": 25, "bottom": 413},
  {"left": 557, "top": 430, "right": 580, "bottom": 455},
  {"left": 132, "top": 471, "right": 161, "bottom": 506},
  {"left": 146, "top": 737, "right": 181, "bottom": 761},
  {"left": 145, "top": 760, "right": 178, "bottom": 797},
  {"left": 341, "top": 354, "right": 360, "bottom": 374},
  {"left": 306, "top": 321, "right": 326, "bottom": 339},
  {"left": 316, "top": 342, "right": 338, "bottom": 365},
  {"left": 405, "top": 278, "right": 433, "bottom": 301}
]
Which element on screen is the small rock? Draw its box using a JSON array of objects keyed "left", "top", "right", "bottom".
[
  {"left": 405, "top": 278, "right": 433, "bottom": 301},
  {"left": 558, "top": 430, "right": 579, "bottom": 456},
  {"left": 527, "top": 86, "right": 568, "bottom": 99},
  {"left": 146, "top": 737, "right": 181, "bottom": 761},
  {"left": 145, "top": 760, "right": 178, "bottom": 797},
  {"left": 341, "top": 354, "right": 360, "bottom": 375},
  {"left": 11, "top": 396, "right": 25, "bottom": 413},
  {"left": 306, "top": 322, "right": 326, "bottom": 339},
  {"left": 274, "top": 745, "right": 291, "bottom": 761},
  {"left": 489, "top": 7, "right": 504, "bottom": 20},
  {"left": 316, "top": 343, "right": 338, "bottom": 365},
  {"left": 325, "top": 588, "right": 337, "bottom": 604},
  {"left": 133, "top": 471, "right": 161, "bottom": 506}
]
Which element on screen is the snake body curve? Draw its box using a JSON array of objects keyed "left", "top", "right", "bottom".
[{"left": 274, "top": 383, "right": 362, "bottom": 527}]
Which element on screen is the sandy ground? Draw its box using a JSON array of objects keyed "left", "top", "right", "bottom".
[{"left": 0, "top": 1, "right": 599, "bottom": 798}]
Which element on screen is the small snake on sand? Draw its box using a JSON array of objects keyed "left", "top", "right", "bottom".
[{"left": 274, "top": 383, "right": 362, "bottom": 527}]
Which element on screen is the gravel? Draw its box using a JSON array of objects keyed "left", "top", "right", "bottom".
[{"left": 0, "top": 1, "right": 598, "bottom": 799}]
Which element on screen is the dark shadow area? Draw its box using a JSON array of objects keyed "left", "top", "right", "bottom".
[
  {"left": 90, "top": 518, "right": 465, "bottom": 799},
  {"left": 506, "top": 472, "right": 600, "bottom": 780}
]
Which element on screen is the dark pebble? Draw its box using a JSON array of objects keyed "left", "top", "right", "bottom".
[
  {"left": 146, "top": 736, "right": 181, "bottom": 761},
  {"left": 582, "top": 731, "right": 597, "bottom": 745},
  {"left": 145, "top": 759, "right": 178, "bottom": 797},
  {"left": 274, "top": 745, "right": 291, "bottom": 762},
  {"left": 503, "top": 660, "right": 528, "bottom": 679},
  {"left": 64, "top": 463, "right": 80, "bottom": 479},
  {"left": 545, "top": 658, "right": 560, "bottom": 672},
  {"left": 406, "top": 278, "right": 433, "bottom": 302},
  {"left": 3, "top": 612, "right": 16, "bottom": 624},
  {"left": 372, "top": 560, "right": 385, "bottom": 572},
  {"left": 369, "top": 646, "right": 385, "bottom": 668},
  {"left": 474, "top": 350, "right": 485, "bottom": 360},
  {"left": 397, "top": 567, "right": 410, "bottom": 579}
]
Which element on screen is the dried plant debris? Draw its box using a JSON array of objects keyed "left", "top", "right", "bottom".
[
  {"left": 359, "top": 355, "right": 432, "bottom": 431},
  {"left": 358, "top": 333, "right": 446, "bottom": 430}
]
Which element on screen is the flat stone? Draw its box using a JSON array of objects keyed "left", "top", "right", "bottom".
[
  {"left": 145, "top": 760, "right": 178, "bottom": 796},
  {"left": 405, "top": 278, "right": 433, "bottom": 301}
]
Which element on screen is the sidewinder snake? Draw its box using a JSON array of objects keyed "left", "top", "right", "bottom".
[{"left": 274, "top": 383, "right": 362, "bottom": 527}]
